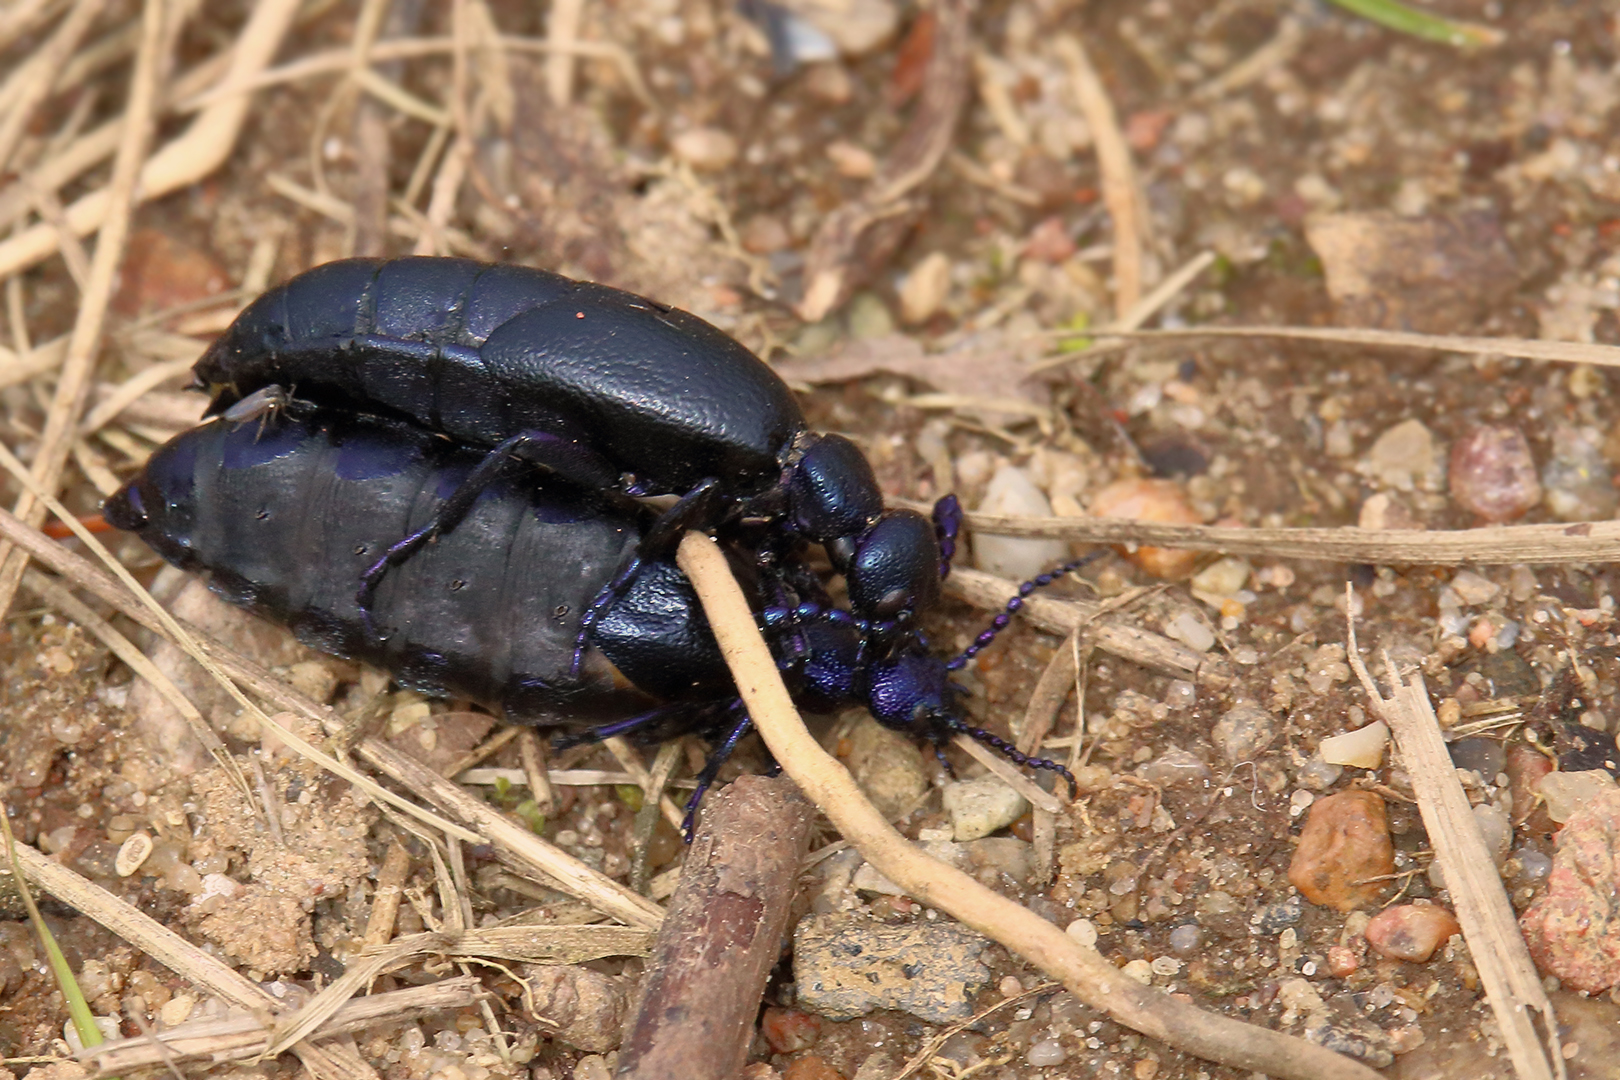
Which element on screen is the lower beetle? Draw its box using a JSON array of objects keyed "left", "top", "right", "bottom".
[
  {"left": 191, "top": 256, "right": 958, "bottom": 637},
  {"left": 107, "top": 406, "right": 1089, "bottom": 830}
]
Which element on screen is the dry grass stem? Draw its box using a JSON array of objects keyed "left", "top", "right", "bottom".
[
  {"left": 518, "top": 729, "right": 558, "bottom": 818},
  {"left": 0, "top": 0, "right": 105, "bottom": 177},
  {"left": 795, "top": 0, "right": 970, "bottom": 320},
  {"left": 12, "top": 844, "right": 381, "bottom": 1080},
  {"left": 1348, "top": 607, "right": 1565, "bottom": 1080},
  {"left": 1055, "top": 33, "right": 1146, "bottom": 317},
  {"left": 0, "top": 0, "right": 168, "bottom": 624},
  {"left": 352, "top": 738, "right": 665, "bottom": 929},
  {"left": 362, "top": 840, "right": 413, "bottom": 949},
  {"left": 1044, "top": 323, "right": 1620, "bottom": 370},
  {"left": 0, "top": 0, "right": 300, "bottom": 280},
  {"left": 950, "top": 734, "right": 1063, "bottom": 813},
  {"left": 601, "top": 736, "right": 685, "bottom": 832},
  {"left": 545, "top": 0, "right": 585, "bottom": 104},
  {"left": 933, "top": 506, "right": 1620, "bottom": 565},
  {"left": 84, "top": 977, "right": 483, "bottom": 1075},
  {"left": 676, "top": 532, "right": 1381, "bottom": 1080}
]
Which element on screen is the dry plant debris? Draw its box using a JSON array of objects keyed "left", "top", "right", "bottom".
[{"left": 5, "top": 2, "right": 1620, "bottom": 1080}]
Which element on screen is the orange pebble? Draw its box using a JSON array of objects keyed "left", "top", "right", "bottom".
[{"left": 1089, "top": 478, "right": 1203, "bottom": 579}]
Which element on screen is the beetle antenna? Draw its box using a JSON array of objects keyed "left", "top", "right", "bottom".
[
  {"left": 946, "top": 550, "right": 1107, "bottom": 671},
  {"left": 932, "top": 494, "right": 962, "bottom": 581},
  {"left": 953, "top": 722, "right": 1077, "bottom": 798}
]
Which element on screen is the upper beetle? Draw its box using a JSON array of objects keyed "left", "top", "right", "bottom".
[{"left": 192, "top": 256, "right": 959, "bottom": 635}]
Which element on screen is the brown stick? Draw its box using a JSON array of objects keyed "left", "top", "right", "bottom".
[
  {"left": 617, "top": 773, "right": 814, "bottom": 1080},
  {"left": 676, "top": 532, "right": 1383, "bottom": 1080}
]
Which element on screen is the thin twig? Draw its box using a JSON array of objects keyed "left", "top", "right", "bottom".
[{"left": 1055, "top": 32, "right": 1147, "bottom": 317}]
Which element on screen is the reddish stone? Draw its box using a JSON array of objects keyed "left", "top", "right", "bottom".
[
  {"left": 1520, "top": 787, "right": 1620, "bottom": 992},
  {"left": 1287, "top": 791, "right": 1395, "bottom": 911},
  {"left": 783, "top": 1055, "right": 845, "bottom": 1080},
  {"left": 1023, "top": 217, "right": 1077, "bottom": 265},
  {"left": 1365, "top": 904, "right": 1461, "bottom": 962},
  {"left": 1090, "top": 479, "right": 1203, "bottom": 580},
  {"left": 761, "top": 1007, "right": 823, "bottom": 1054},
  {"left": 1325, "top": 945, "right": 1360, "bottom": 978},
  {"left": 1507, "top": 743, "right": 1554, "bottom": 825},
  {"left": 1449, "top": 425, "right": 1541, "bottom": 522}
]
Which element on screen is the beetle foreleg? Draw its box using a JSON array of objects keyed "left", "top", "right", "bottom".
[{"left": 932, "top": 494, "right": 962, "bottom": 581}]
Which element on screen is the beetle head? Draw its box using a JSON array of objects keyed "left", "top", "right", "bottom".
[{"left": 786, "top": 434, "right": 883, "bottom": 562}]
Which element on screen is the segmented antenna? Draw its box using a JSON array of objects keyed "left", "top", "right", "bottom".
[
  {"left": 953, "top": 722, "right": 1078, "bottom": 797},
  {"left": 946, "top": 550, "right": 1107, "bottom": 671}
]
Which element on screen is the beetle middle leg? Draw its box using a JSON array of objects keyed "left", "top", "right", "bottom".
[{"left": 357, "top": 429, "right": 622, "bottom": 638}]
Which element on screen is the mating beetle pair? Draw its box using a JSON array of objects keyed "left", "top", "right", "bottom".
[
  {"left": 105, "top": 406, "right": 1076, "bottom": 831},
  {"left": 109, "top": 256, "right": 1093, "bottom": 829}
]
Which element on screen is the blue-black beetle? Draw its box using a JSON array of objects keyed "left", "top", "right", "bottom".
[
  {"left": 190, "top": 257, "right": 959, "bottom": 639},
  {"left": 106, "top": 407, "right": 1087, "bottom": 828}
]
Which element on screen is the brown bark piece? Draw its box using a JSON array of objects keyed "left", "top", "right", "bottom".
[{"left": 617, "top": 774, "right": 814, "bottom": 1080}]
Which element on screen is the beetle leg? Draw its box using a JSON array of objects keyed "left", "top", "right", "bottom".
[
  {"left": 680, "top": 705, "right": 754, "bottom": 841},
  {"left": 569, "top": 478, "right": 730, "bottom": 677},
  {"left": 355, "top": 432, "right": 535, "bottom": 638}
]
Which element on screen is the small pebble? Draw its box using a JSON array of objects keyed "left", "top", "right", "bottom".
[
  {"left": 1542, "top": 425, "right": 1618, "bottom": 521},
  {"left": 802, "top": 63, "right": 854, "bottom": 104},
  {"left": 572, "top": 1055, "right": 612, "bottom": 1080},
  {"left": 1167, "top": 924, "right": 1202, "bottom": 954},
  {"left": 1065, "top": 919, "right": 1098, "bottom": 947},
  {"left": 1365, "top": 904, "right": 1460, "bottom": 962},
  {"left": 1190, "top": 556, "right": 1252, "bottom": 601},
  {"left": 1318, "top": 722, "right": 1388, "bottom": 769},
  {"left": 740, "top": 214, "right": 791, "bottom": 255},
  {"left": 1537, "top": 769, "right": 1616, "bottom": 824},
  {"left": 1253, "top": 895, "right": 1304, "bottom": 934},
  {"left": 1288, "top": 791, "right": 1395, "bottom": 910},
  {"left": 1295, "top": 756, "right": 1344, "bottom": 791},
  {"left": 670, "top": 127, "right": 739, "bottom": 171},
  {"left": 1520, "top": 788, "right": 1620, "bottom": 992},
  {"left": 1149, "top": 955, "right": 1182, "bottom": 976},
  {"left": 1023, "top": 217, "right": 1077, "bottom": 264},
  {"left": 973, "top": 465, "right": 1070, "bottom": 581},
  {"left": 1122, "top": 959, "right": 1154, "bottom": 985},
  {"left": 1449, "top": 424, "right": 1541, "bottom": 522},
  {"left": 1026, "top": 1039, "right": 1067, "bottom": 1067},
  {"left": 761, "top": 1007, "right": 823, "bottom": 1053},
  {"left": 1212, "top": 703, "right": 1277, "bottom": 764},
  {"left": 1449, "top": 736, "right": 1507, "bottom": 778},
  {"left": 1449, "top": 570, "right": 1501, "bottom": 606},
  {"left": 1162, "top": 610, "right": 1215, "bottom": 653},
  {"left": 1474, "top": 803, "right": 1512, "bottom": 865},
  {"left": 1363, "top": 418, "right": 1436, "bottom": 492},
  {"left": 1325, "top": 945, "right": 1359, "bottom": 977},
  {"left": 825, "top": 139, "right": 877, "bottom": 179},
  {"left": 898, "top": 251, "right": 951, "bottom": 325},
  {"left": 846, "top": 292, "right": 894, "bottom": 338},
  {"left": 942, "top": 778, "right": 1028, "bottom": 841},
  {"left": 1135, "top": 747, "right": 1212, "bottom": 787},
  {"left": 115, "top": 832, "right": 154, "bottom": 877},
  {"left": 1088, "top": 478, "right": 1203, "bottom": 579}
]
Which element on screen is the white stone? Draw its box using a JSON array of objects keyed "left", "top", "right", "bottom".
[
  {"left": 899, "top": 251, "right": 951, "bottom": 324},
  {"left": 1319, "top": 721, "right": 1389, "bottom": 769},
  {"left": 942, "top": 778, "right": 1028, "bottom": 841},
  {"left": 972, "top": 465, "right": 1070, "bottom": 581},
  {"left": 1449, "top": 570, "right": 1501, "bottom": 606}
]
